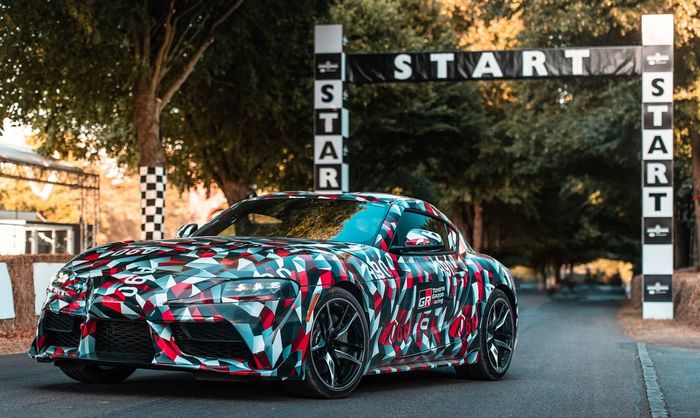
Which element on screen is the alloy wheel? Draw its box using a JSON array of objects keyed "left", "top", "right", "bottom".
[
  {"left": 310, "top": 297, "right": 366, "bottom": 391},
  {"left": 485, "top": 298, "right": 514, "bottom": 373}
]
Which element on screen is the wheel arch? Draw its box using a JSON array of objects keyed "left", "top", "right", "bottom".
[
  {"left": 496, "top": 284, "right": 517, "bottom": 316},
  {"left": 495, "top": 283, "right": 518, "bottom": 343},
  {"left": 333, "top": 281, "right": 365, "bottom": 311},
  {"left": 331, "top": 279, "right": 375, "bottom": 334}
]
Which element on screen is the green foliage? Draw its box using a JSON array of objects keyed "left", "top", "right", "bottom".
[
  {"left": 0, "top": 0, "right": 135, "bottom": 162},
  {"left": 332, "top": 0, "right": 486, "bottom": 204},
  {"left": 165, "top": 0, "right": 331, "bottom": 197},
  {"left": 3, "top": 0, "right": 698, "bottom": 272},
  {"left": 0, "top": 0, "right": 242, "bottom": 166},
  {"left": 471, "top": 1, "right": 648, "bottom": 267}
]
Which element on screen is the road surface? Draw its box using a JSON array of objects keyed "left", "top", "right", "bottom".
[{"left": 0, "top": 293, "right": 696, "bottom": 417}]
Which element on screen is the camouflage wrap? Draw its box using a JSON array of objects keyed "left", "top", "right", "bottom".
[{"left": 30, "top": 192, "right": 517, "bottom": 380}]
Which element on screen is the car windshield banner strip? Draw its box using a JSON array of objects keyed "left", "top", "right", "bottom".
[{"left": 345, "top": 46, "right": 642, "bottom": 83}]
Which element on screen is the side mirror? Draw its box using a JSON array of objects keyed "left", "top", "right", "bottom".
[
  {"left": 403, "top": 228, "right": 443, "bottom": 251},
  {"left": 176, "top": 223, "right": 198, "bottom": 238}
]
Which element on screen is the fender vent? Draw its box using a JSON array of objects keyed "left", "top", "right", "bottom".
[{"left": 272, "top": 304, "right": 292, "bottom": 329}]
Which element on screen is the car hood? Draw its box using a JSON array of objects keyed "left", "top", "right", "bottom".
[
  {"left": 69, "top": 236, "right": 368, "bottom": 281},
  {"left": 61, "top": 236, "right": 372, "bottom": 317}
]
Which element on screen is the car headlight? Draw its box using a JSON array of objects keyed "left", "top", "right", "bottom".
[
  {"left": 46, "top": 269, "right": 82, "bottom": 299},
  {"left": 221, "top": 279, "right": 298, "bottom": 302},
  {"left": 168, "top": 278, "right": 299, "bottom": 305}
]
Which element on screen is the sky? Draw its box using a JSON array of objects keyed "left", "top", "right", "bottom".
[{"left": 0, "top": 119, "right": 33, "bottom": 148}]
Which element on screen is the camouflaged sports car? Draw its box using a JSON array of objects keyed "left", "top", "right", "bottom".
[{"left": 30, "top": 192, "right": 518, "bottom": 398}]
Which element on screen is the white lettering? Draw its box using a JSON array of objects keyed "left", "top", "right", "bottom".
[
  {"left": 647, "top": 162, "right": 669, "bottom": 184},
  {"left": 124, "top": 276, "right": 148, "bottom": 285},
  {"left": 472, "top": 52, "right": 503, "bottom": 78},
  {"left": 368, "top": 260, "right": 389, "bottom": 279},
  {"left": 430, "top": 53, "right": 454, "bottom": 79},
  {"left": 319, "top": 167, "right": 339, "bottom": 189},
  {"left": 647, "top": 105, "right": 669, "bottom": 126},
  {"left": 318, "top": 112, "right": 338, "bottom": 133},
  {"left": 564, "top": 49, "right": 590, "bottom": 75},
  {"left": 522, "top": 50, "right": 548, "bottom": 76},
  {"left": 119, "top": 286, "right": 138, "bottom": 297},
  {"left": 420, "top": 317, "right": 430, "bottom": 331},
  {"left": 111, "top": 248, "right": 157, "bottom": 257},
  {"left": 394, "top": 54, "right": 412, "bottom": 80}
]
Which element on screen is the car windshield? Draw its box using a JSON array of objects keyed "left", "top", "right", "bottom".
[{"left": 194, "top": 198, "right": 388, "bottom": 245}]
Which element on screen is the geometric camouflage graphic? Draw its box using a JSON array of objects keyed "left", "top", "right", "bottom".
[{"left": 30, "top": 192, "right": 517, "bottom": 380}]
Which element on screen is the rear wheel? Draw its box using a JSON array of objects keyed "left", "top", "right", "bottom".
[
  {"left": 455, "top": 289, "right": 515, "bottom": 380},
  {"left": 59, "top": 363, "right": 135, "bottom": 384},
  {"left": 284, "top": 287, "right": 368, "bottom": 398}
]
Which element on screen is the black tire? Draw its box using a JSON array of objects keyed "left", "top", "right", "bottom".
[
  {"left": 283, "top": 287, "right": 369, "bottom": 399},
  {"left": 455, "top": 289, "right": 515, "bottom": 380},
  {"left": 59, "top": 363, "right": 135, "bottom": 384}
]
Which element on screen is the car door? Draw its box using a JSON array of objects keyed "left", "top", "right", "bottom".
[
  {"left": 385, "top": 210, "right": 459, "bottom": 364},
  {"left": 442, "top": 224, "right": 476, "bottom": 354}
]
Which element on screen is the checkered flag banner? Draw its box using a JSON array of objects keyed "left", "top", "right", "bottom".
[{"left": 139, "top": 166, "right": 166, "bottom": 240}]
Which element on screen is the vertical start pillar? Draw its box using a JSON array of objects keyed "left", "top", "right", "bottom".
[
  {"left": 641, "top": 14, "right": 674, "bottom": 319},
  {"left": 314, "top": 25, "right": 348, "bottom": 192}
]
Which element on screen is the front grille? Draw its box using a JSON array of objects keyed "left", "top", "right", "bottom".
[
  {"left": 172, "top": 322, "right": 252, "bottom": 360},
  {"left": 94, "top": 320, "right": 154, "bottom": 363},
  {"left": 44, "top": 312, "right": 82, "bottom": 348}
]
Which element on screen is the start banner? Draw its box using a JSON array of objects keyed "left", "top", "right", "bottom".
[{"left": 346, "top": 47, "right": 641, "bottom": 83}]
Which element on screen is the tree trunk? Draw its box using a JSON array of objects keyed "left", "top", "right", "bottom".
[
  {"left": 459, "top": 200, "right": 472, "bottom": 246},
  {"left": 691, "top": 125, "right": 700, "bottom": 269},
  {"left": 472, "top": 199, "right": 483, "bottom": 252},
  {"left": 553, "top": 261, "right": 562, "bottom": 285},
  {"left": 536, "top": 262, "right": 547, "bottom": 292},
  {"left": 569, "top": 263, "right": 575, "bottom": 282},
  {"left": 450, "top": 200, "right": 471, "bottom": 242},
  {"left": 219, "top": 176, "right": 250, "bottom": 206},
  {"left": 135, "top": 75, "right": 167, "bottom": 240},
  {"left": 674, "top": 197, "right": 689, "bottom": 268}
]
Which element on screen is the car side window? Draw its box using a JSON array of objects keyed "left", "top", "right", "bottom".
[{"left": 390, "top": 211, "right": 451, "bottom": 253}]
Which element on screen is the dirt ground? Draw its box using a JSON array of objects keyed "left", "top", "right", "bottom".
[
  {"left": 618, "top": 304, "right": 700, "bottom": 349},
  {"left": 619, "top": 269, "right": 700, "bottom": 349},
  {"left": 0, "top": 329, "right": 34, "bottom": 355}
]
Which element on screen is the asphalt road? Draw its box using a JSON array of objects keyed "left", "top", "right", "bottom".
[{"left": 0, "top": 293, "right": 666, "bottom": 417}]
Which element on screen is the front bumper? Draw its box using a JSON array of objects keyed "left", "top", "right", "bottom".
[{"left": 30, "top": 294, "right": 309, "bottom": 380}]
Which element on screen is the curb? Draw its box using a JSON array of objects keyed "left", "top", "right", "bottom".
[{"left": 637, "top": 342, "right": 669, "bottom": 418}]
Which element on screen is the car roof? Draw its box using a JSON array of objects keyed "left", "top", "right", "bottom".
[{"left": 255, "top": 191, "right": 418, "bottom": 205}]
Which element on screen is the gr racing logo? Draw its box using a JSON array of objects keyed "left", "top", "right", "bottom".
[
  {"left": 418, "top": 289, "right": 434, "bottom": 309},
  {"left": 416, "top": 283, "right": 446, "bottom": 312}
]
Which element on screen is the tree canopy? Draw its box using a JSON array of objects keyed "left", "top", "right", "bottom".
[{"left": 2, "top": 0, "right": 699, "bottom": 275}]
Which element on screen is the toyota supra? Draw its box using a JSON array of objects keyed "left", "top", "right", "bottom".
[{"left": 30, "top": 192, "right": 517, "bottom": 398}]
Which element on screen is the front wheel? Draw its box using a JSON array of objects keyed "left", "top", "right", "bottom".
[
  {"left": 59, "top": 363, "right": 135, "bottom": 384},
  {"left": 455, "top": 289, "right": 515, "bottom": 380},
  {"left": 283, "top": 287, "right": 369, "bottom": 398}
]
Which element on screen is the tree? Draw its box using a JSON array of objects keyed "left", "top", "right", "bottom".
[
  {"left": 467, "top": 0, "right": 699, "bottom": 276},
  {"left": 164, "top": 0, "right": 331, "bottom": 204},
  {"left": 0, "top": 0, "right": 242, "bottom": 239},
  {"left": 671, "top": 1, "right": 700, "bottom": 267},
  {"left": 439, "top": 1, "right": 531, "bottom": 251},
  {"left": 329, "top": 0, "right": 487, "bottom": 206},
  {"left": 167, "top": 0, "right": 493, "bottom": 211}
]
